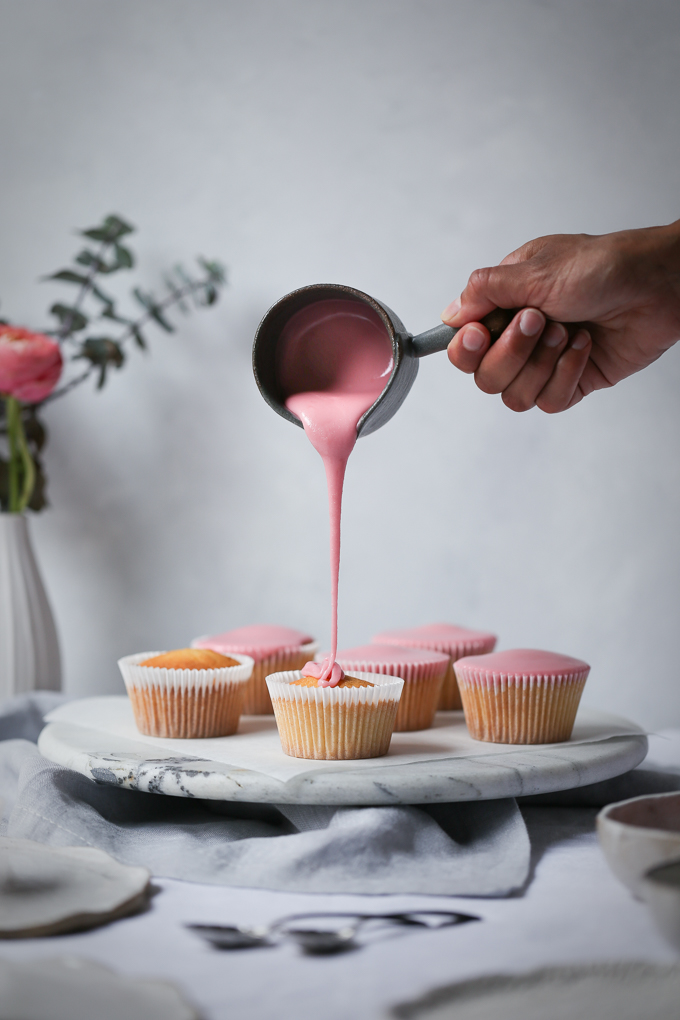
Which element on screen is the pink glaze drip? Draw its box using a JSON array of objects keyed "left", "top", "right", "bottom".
[
  {"left": 372, "top": 623, "right": 497, "bottom": 656},
  {"left": 455, "top": 648, "right": 590, "bottom": 677},
  {"left": 299, "top": 658, "right": 345, "bottom": 687},
  {"left": 278, "top": 298, "right": 393, "bottom": 686},
  {"left": 194, "top": 624, "right": 313, "bottom": 662},
  {"left": 335, "top": 642, "right": 450, "bottom": 665}
]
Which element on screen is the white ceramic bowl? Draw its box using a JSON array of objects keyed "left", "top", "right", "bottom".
[
  {"left": 641, "top": 857, "right": 680, "bottom": 952},
  {"left": 596, "top": 791, "right": 680, "bottom": 898}
]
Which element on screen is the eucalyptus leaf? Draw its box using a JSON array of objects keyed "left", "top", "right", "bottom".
[
  {"left": 27, "top": 452, "right": 47, "bottom": 511},
  {"left": 75, "top": 249, "right": 108, "bottom": 271},
  {"left": 132, "top": 326, "right": 147, "bottom": 350},
  {"left": 101, "top": 306, "right": 130, "bottom": 324},
  {"left": 151, "top": 307, "right": 174, "bottom": 331},
  {"left": 78, "top": 337, "right": 125, "bottom": 368},
  {"left": 163, "top": 274, "right": 190, "bottom": 313},
  {"left": 132, "top": 287, "right": 152, "bottom": 311},
  {"left": 81, "top": 214, "right": 134, "bottom": 243},
  {"left": 198, "top": 257, "right": 226, "bottom": 284},
  {"left": 133, "top": 288, "right": 175, "bottom": 332},
  {"left": 149, "top": 305, "right": 175, "bottom": 332},
  {"left": 46, "top": 270, "right": 89, "bottom": 286},
  {"left": 50, "top": 303, "right": 88, "bottom": 332},
  {"left": 114, "top": 244, "right": 134, "bottom": 269},
  {"left": 103, "top": 214, "right": 134, "bottom": 237},
  {"left": 23, "top": 410, "right": 47, "bottom": 452},
  {"left": 91, "top": 284, "right": 115, "bottom": 307}
]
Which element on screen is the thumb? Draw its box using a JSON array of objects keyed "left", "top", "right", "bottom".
[{"left": 442, "top": 262, "right": 540, "bottom": 327}]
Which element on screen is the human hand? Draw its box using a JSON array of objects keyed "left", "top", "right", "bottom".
[{"left": 443, "top": 221, "right": 680, "bottom": 412}]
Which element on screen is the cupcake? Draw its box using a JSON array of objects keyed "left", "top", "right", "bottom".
[
  {"left": 118, "top": 648, "right": 254, "bottom": 738},
  {"left": 192, "top": 625, "right": 317, "bottom": 715},
  {"left": 335, "top": 643, "right": 449, "bottom": 732},
  {"left": 266, "top": 669, "right": 403, "bottom": 760},
  {"left": 372, "top": 623, "right": 497, "bottom": 711},
  {"left": 454, "top": 648, "right": 590, "bottom": 744}
]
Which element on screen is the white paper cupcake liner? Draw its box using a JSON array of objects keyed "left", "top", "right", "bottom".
[
  {"left": 117, "top": 651, "right": 254, "bottom": 738},
  {"left": 192, "top": 639, "right": 318, "bottom": 715},
  {"left": 436, "top": 636, "right": 497, "bottom": 710},
  {"left": 374, "top": 633, "right": 497, "bottom": 711},
  {"left": 334, "top": 656, "right": 447, "bottom": 732},
  {"left": 266, "top": 669, "right": 403, "bottom": 760},
  {"left": 454, "top": 664, "right": 589, "bottom": 744}
]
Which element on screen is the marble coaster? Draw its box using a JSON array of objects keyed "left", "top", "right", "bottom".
[{"left": 0, "top": 837, "right": 150, "bottom": 938}]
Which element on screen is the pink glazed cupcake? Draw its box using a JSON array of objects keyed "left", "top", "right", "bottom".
[
  {"left": 454, "top": 648, "right": 590, "bottom": 744},
  {"left": 192, "top": 625, "right": 317, "bottom": 715},
  {"left": 373, "top": 623, "right": 497, "bottom": 711},
  {"left": 335, "top": 643, "right": 449, "bottom": 732}
]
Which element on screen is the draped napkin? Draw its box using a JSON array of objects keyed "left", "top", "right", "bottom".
[{"left": 0, "top": 695, "right": 530, "bottom": 896}]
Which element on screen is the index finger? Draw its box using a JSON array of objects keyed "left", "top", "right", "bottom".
[{"left": 442, "top": 262, "right": 543, "bottom": 328}]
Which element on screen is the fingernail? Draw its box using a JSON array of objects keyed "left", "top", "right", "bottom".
[
  {"left": 441, "top": 297, "right": 461, "bottom": 322},
  {"left": 542, "top": 322, "right": 567, "bottom": 348},
  {"left": 571, "top": 329, "right": 591, "bottom": 351},
  {"left": 461, "top": 325, "right": 486, "bottom": 352},
  {"left": 519, "top": 308, "right": 544, "bottom": 336}
]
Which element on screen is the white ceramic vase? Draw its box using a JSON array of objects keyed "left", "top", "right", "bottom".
[{"left": 0, "top": 514, "right": 61, "bottom": 698}]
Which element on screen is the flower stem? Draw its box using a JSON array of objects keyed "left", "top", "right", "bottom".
[{"left": 5, "top": 396, "right": 35, "bottom": 513}]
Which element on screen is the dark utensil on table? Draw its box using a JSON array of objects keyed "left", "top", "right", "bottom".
[
  {"left": 187, "top": 923, "right": 273, "bottom": 950},
  {"left": 252, "top": 283, "right": 516, "bottom": 438},
  {"left": 187, "top": 909, "right": 479, "bottom": 956}
]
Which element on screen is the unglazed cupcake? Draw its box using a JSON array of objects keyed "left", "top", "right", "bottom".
[
  {"left": 192, "top": 625, "right": 317, "bottom": 715},
  {"left": 454, "top": 648, "right": 590, "bottom": 744},
  {"left": 266, "top": 669, "right": 403, "bottom": 760},
  {"left": 118, "top": 648, "right": 254, "bottom": 739},
  {"left": 335, "top": 643, "right": 449, "bottom": 732},
  {"left": 372, "top": 623, "right": 497, "bottom": 711}
]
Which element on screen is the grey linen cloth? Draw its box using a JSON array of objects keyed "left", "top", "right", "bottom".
[{"left": 0, "top": 695, "right": 530, "bottom": 896}]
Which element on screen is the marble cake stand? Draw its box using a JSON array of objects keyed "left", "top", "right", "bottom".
[{"left": 38, "top": 699, "right": 648, "bottom": 807}]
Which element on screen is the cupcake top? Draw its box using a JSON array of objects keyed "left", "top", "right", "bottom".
[
  {"left": 141, "top": 648, "right": 240, "bottom": 669},
  {"left": 291, "top": 675, "right": 374, "bottom": 689},
  {"left": 335, "top": 643, "right": 450, "bottom": 666},
  {"left": 193, "top": 625, "right": 313, "bottom": 662},
  {"left": 455, "top": 648, "right": 590, "bottom": 680},
  {"left": 372, "top": 623, "right": 496, "bottom": 658}
]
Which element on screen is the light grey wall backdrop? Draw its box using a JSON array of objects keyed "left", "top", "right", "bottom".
[{"left": 0, "top": 0, "right": 678, "bottom": 728}]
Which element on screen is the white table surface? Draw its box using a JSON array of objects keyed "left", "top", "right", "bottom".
[{"left": 1, "top": 732, "right": 678, "bottom": 1020}]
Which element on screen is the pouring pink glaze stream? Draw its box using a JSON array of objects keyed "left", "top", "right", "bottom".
[{"left": 277, "top": 298, "right": 393, "bottom": 686}]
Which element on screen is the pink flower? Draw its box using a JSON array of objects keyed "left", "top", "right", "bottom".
[{"left": 0, "top": 325, "right": 63, "bottom": 403}]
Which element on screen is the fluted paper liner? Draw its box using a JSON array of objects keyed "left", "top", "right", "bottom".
[
  {"left": 334, "top": 656, "right": 447, "bottom": 732},
  {"left": 455, "top": 663, "right": 589, "bottom": 744},
  {"left": 266, "top": 669, "right": 403, "bottom": 760},
  {"left": 118, "top": 651, "right": 254, "bottom": 738},
  {"left": 437, "top": 635, "right": 497, "bottom": 711},
  {"left": 192, "top": 638, "right": 318, "bottom": 715},
  {"left": 374, "top": 630, "right": 497, "bottom": 710}
]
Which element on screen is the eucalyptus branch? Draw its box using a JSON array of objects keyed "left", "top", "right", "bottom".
[
  {"left": 55, "top": 237, "right": 111, "bottom": 342},
  {"left": 0, "top": 213, "right": 227, "bottom": 513},
  {"left": 119, "top": 274, "right": 220, "bottom": 345}
]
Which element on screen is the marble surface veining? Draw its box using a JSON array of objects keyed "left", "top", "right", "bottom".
[{"left": 38, "top": 714, "right": 648, "bottom": 806}]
